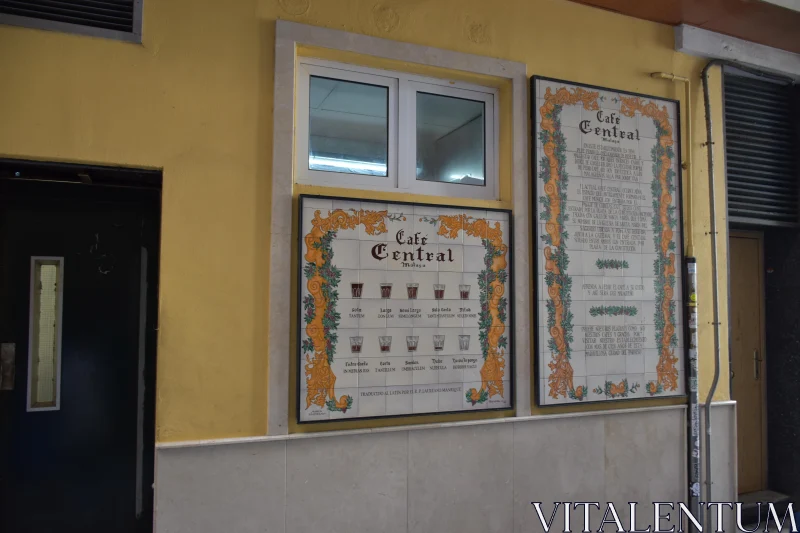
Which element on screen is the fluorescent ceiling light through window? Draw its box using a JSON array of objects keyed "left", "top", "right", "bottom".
[{"left": 309, "top": 156, "right": 387, "bottom": 176}]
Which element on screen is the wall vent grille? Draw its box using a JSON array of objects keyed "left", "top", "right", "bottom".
[{"left": 0, "top": 0, "right": 141, "bottom": 42}]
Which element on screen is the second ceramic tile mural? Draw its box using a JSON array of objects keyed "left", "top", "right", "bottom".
[
  {"left": 533, "top": 76, "right": 686, "bottom": 406},
  {"left": 298, "top": 196, "right": 513, "bottom": 422}
]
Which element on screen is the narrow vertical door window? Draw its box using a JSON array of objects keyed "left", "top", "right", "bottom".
[{"left": 28, "top": 257, "right": 63, "bottom": 410}]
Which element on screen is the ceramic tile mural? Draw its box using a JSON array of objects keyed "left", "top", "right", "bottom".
[
  {"left": 533, "top": 77, "right": 685, "bottom": 405},
  {"left": 298, "top": 196, "right": 513, "bottom": 422}
]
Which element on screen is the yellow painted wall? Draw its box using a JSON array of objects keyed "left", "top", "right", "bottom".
[{"left": 0, "top": 0, "right": 729, "bottom": 442}]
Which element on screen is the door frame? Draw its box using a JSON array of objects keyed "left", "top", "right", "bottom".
[
  {"left": 730, "top": 229, "right": 768, "bottom": 492},
  {"left": 0, "top": 158, "right": 162, "bottom": 531}
]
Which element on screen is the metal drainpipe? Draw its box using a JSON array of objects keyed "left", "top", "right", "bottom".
[
  {"left": 700, "top": 59, "right": 794, "bottom": 529},
  {"left": 701, "top": 59, "right": 723, "bottom": 530}
]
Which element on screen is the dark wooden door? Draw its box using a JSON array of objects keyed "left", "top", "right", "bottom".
[
  {"left": 0, "top": 178, "right": 159, "bottom": 532},
  {"left": 730, "top": 231, "right": 767, "bottom": 494}
]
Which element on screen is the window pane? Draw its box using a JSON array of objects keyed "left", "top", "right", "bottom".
[
  {"left": 416, "top": 92, "right": 485, "bottom": 186},
  {"left": 30, "top": 258, "right": 62, "bottom": 409},
  {"left": 308, "top": 76, "right": 389, "bottom": 177}
]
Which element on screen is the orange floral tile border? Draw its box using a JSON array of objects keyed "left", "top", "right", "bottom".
[
  {"left": 298, "top": 197, "right": 514, "bottom": 423},
  {"left": 533, "top": 77, "right": 685, "bottom": 406}
]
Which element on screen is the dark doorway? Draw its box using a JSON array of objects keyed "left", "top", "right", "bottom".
[
  {"left": 0, "top": 160, "right": 161, "bottom": 533},
  {"left": 763, "top": 229, "right": 800, "bottom": 504}
]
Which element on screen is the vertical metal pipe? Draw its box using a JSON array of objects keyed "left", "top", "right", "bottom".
[
  {"left": 683, "top": 78, "right": 694, "bottom": 258},
  {"left": 701, "top": 59, "right": 723, "bottom": 530}
]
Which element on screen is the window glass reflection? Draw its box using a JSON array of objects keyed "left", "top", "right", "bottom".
[
  {"left": 416, "top": 92, "right": 485, "bottom": 186},
  {"left": 308, "top": 76, "right": 389, "bottom": 177}
]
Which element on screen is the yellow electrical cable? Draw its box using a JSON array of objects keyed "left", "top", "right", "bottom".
[{"left": 651, "top": 72, "right": 694, "bottom": 257}]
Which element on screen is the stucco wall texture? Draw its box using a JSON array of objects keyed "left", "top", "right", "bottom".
[{"left": 0, "top": 0, "right": 728, "bottom": 442}]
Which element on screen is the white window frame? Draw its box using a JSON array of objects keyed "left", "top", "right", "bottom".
[
  {"left": 271, "top": 21, "right": 529, "bottom": 434},
  {"left": 27, "top": 256, "right": 64, "bottom": 412},
  {"left": 295, "top": 57, "right": 499, "bottom": 200}
]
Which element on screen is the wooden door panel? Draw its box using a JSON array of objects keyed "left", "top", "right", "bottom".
[{"left": 730, "top": 233, "right": 766, "bottom": 494}]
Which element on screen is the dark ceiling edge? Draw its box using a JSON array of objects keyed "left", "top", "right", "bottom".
[
  {"left": 0, "top": 158, "right": 162, "bottom": 188},
  {"left": 566, "top": 0, "right": 800, "bottom": 55}
]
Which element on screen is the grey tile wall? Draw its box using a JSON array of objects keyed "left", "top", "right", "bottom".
[
  {"left": 408, "top": 423, "right": 514, "bottom": 533},
  {"left": 155, "top": 442, "right": 286, "bottom": 533},
  {"left": 285, "top": 432, "right": 407, "bottom": 533},
  {"left": 155, "top": 406, "right": 734, "bottom": 533}
]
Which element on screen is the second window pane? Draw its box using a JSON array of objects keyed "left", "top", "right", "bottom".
[
  {"left": 416, "top": 92, "right": 485, "bottom": 186},
  {"left": 308, "top": 76, "right": 389, "bottom": 177}
]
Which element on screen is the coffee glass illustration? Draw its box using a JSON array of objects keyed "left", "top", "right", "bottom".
[
  {"left": 406, "top": 283, "right": 419, "bottom": 299},
  {"left": 350, "top": 336, "right": 363, "bottom": 354},
  {"left": 458, "top": 335, "right": 470, "bottom": 351},
  {"left": 459, "top": 284, "right": 471, "bottom": 299},
  {"left": 351, "top": 282, "right": 364, "bottom": 298},
  {"left": 380, "top": 283, "right": 393, "bottom": 298},
  {"left": 433, "top": 335, "right": 445, "bottom": 351},
  {"left": 433, "top": 284, "right": 445, "bottom": 299},
  {"left": 379, "top": 336, "right": 392, "bottom": 353},
  {"left": 406, "top": 336, "right": 419, "bottom": 352}
]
